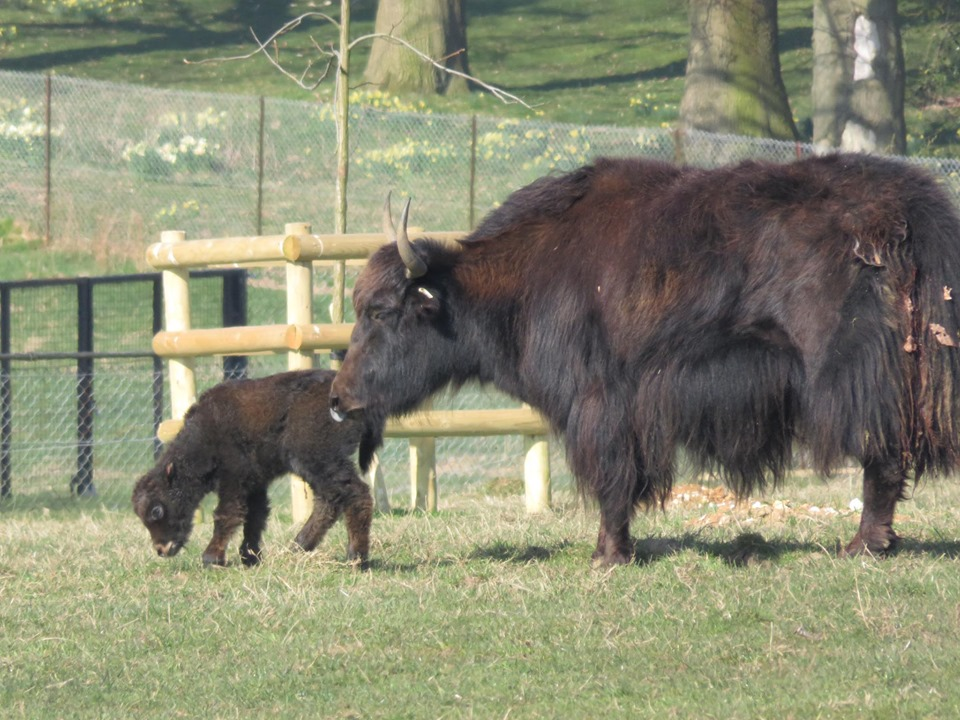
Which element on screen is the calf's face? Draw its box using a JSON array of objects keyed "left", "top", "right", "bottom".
[{"left": 132, "top": 462, "right": 195, "bottom": 558}]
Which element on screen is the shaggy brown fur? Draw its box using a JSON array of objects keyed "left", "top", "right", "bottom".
[
  {"left": 331, "top": 153, "right": 960, "bottom": 566},
  {"left": 133, "top": 369, "right": 383, "bottom": 567}
]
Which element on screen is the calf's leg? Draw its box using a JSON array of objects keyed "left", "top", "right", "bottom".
[
  {"left": 294, "top": 496, "right": 339, "bottom": 552},
  {"left": 340, "top": 477, "right": 374, "bottom": 566},
  {"left": 842, "top": 456, "right": 906, "bottom": 557},
  {"left": 239, "top": 487, "right": 270, "bottom": 566},
  {"left": 203, "top": 496, "right": 246, "bottom": 567}
]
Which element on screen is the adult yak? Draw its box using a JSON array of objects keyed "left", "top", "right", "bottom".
[{"left": 330, "top": 154, "right": 960, "bottom": 566}]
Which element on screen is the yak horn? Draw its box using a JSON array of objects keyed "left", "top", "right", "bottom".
[{"left": 383, "top": 192, "right": 427, "bottom": 279}]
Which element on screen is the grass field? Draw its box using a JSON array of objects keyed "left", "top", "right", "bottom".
[
  {"left": 2, "top": 4, "right": 960, "bottom": 717},
  {"left": 1, "top": 0, "right": 958, "bottom": 146},
  {"left": 1, "top": 0, "right": 957, "bottom": 276},
  {"left": 3, "top": 473, "right": 960, "bottom": 718}
]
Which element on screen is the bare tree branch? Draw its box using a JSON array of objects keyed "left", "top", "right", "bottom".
[
  {"left": 348, "top": 32, "right": 534, "bottom": 109},
  {"left": 185, "top": 13, "right": 341, "bottom": 91},
  {"left": 248, "top": 28, "right": 337, "bottom": 90},
  {"left": 187, "top": 11, "right": 534, "bottom": 108}
]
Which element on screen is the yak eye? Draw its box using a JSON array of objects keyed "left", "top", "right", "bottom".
[
  {"left": 149, "top": 504, "right": 165, "bottom": 523},
  {"left": 367, "top": 307, "right": 394, "bottom": 322}
]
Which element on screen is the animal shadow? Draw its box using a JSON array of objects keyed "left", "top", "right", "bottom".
[
  {"left": 633, "top": 532, "right": 821, "bottom": 567},
  {"left": 892, "top": 537, "right": 960, "bottom": 559},
  {"left": 469, "top": 540, "right": 573, "bottom": 563}
]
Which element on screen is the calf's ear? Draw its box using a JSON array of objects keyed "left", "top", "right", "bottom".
[{"left": 415, "top": 286, "right": 441, "bottom": 318}]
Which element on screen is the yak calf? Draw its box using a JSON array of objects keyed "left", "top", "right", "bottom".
[{"left": 133, "top": 369, "right": 383, "bottom": 567}]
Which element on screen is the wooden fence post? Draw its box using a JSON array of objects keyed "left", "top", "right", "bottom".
[
  {"left": 411, "top": 435, "right": 437, "bottom": 511},
  {"left": 521, "top": 405, "right": 550, "bottom": 513},
  {"left": 160, "top": 230, "right": 197, "bottom": 423},
  {"left": 159, "top": 230, "right": 199, "bottom": 522},
  {"left": 148, "top": 225, "right": 551, "bottom": 517},
  {"left": 523, "top": 435, "right": 551, "bottom": 513},
  {"left": 285, "top": 222, "right": 315, "bottom": 525},
  {"left": 404, "top": 230, "right": 439, "bottom": 513}
]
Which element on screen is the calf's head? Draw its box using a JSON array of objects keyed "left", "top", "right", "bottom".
[
  {"left": 132, "top": 454, "right": 210, "bottom": 558},
  {"left": 330, "top": 196, "right": 461, "bottom": 422}
]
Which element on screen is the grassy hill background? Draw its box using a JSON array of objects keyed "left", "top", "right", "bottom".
[{"left": 2, "top": 0, "right": 958, "bottom": 155}]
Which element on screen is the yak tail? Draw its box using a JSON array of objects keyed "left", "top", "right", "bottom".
[
  {"left": 908, "top": 176, "right": 960, "bottom": 478},
  {"left": 358, "top": 410, "right": 386, "bottom": 475}
]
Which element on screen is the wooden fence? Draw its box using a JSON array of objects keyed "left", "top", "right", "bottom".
[{"left": 146, "top": 224, "right": 552, "bottom": 522}]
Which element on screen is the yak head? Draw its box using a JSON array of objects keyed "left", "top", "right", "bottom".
[
  {"left": 330, "top": 195, "right": 468, "bottom": 423},
  {"left": 131, "top": 438, "right": 215, "bottom": 559}
]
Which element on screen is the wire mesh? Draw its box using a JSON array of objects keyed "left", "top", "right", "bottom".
[{"left": 0, "top": 70, "right": 958, "bottom": 508}]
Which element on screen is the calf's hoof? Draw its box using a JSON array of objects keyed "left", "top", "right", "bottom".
[
  {"left": 293, "top": 531, "right": 321, "bottom": 553},
  {"left": 202, "top": 552, "right": 227, "bottom": 567},
  {"left": 240, "top": 545, "right": 262, "bottom": 567},
  {"left": 346, "top": 545, "right": 370, "bottom": 571}
]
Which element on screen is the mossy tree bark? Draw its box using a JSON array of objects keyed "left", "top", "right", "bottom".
[
  {"left": 680, "top": 0, "right": 798, "bottom": 140},
  {"left": 364, "top": 0, "right": 470, "bottom": 95},
  {"left": 812, "top": 0, "right": 905, "bottom": 153}
]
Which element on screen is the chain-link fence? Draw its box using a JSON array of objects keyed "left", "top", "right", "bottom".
[{"left": 1, "top": 70, "right": 959, "bottom": 509}]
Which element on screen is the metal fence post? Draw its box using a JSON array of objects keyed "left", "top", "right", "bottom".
[
  {"left": 44, "top": 74, "right": 52, "bottom": 247},
  {"left": 256, "top": 96, "right": 265, "bottom": 236},
  {"left": 151, "top": 276, "right": 164, "bottom": 459},
  {"left": 71, "top": 278, "right": 95, "bottom": 497},
  {"left": 469, "top": 114, "right": 478, "bottom": 229},
  {"left": 0, "top": 285, "right": 10, "bottom": 498},
  {"left": 221, "top": 269, "right": 248, "bottom": 381}
]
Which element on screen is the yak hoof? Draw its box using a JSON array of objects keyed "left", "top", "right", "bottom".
[
  {"left": 840, "top": 529, "right": 900, "bottom": 558},
  {"left": 591, "top": 548, "right": 633, "bottom": 567}
]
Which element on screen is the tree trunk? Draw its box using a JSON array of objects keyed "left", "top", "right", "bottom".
[
  {"left": 364, "top": 0, "right": 470, "bottom": 95},
  {"left": 812, "top": 0, "right": 905, "bottom": 154},
  {"left": 680, "top": 0, "right": 798, "bottom": 140}
]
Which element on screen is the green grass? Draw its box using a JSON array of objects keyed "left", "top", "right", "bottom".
[
  {"left": 1, "top": 0, "right": 957, "bottom": 142},
  {"left": 0, "top": 0, "right": 957, "bottom": 279},
  {"left": 3, "top": 475, "right": 960, "bottom": 718},
  {"left": 2, "top": 6, "right": 960, "bottom": 716}
]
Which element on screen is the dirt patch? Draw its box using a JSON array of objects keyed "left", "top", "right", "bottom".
[{"left": 666, "top": 483, "right": 859, "bottom": 529}]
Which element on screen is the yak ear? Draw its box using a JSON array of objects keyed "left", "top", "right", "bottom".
[
  {"left": 164, "top": 462, "right": 175, "bottom": 482},
  {"left": 414, "top": 286, "right": 441, "bottom": 318}
]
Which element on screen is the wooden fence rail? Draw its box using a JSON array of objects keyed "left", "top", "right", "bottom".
[{"left": 147, "top": 224, "right": 552, "bottom": 520}]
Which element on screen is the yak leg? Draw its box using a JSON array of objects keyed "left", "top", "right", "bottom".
[
  {"left": 341, "top": 478, "right": 374, "bottom": 567},
  {"left": 294, "top": 494, "right": 339, "bottom": 552},
  {"left": 569, "top": 386, "right": 635, "bottom": 566},
  {"left": 592, "top": 497, "right": 633, "bottom": 566},
  {"left": 842, "top": 457, "right": 906, "bottom": 557},
  {"left": 239, "top": 487, "right": 270, "bottom": 567},
  {"left": 203, "top": 497, "right": 246, "bottom": 567}
]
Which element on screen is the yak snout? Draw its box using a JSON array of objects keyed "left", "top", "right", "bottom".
[
  {"left": 329, "top": 375, "right": 363, "bottom": 422},
  {"left": 329, "top": 394, "right": 347, "bottom": 423}
]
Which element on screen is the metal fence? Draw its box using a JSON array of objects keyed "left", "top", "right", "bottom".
[{"left": 1, "top": 70, "right": 959, "bottom": 508}]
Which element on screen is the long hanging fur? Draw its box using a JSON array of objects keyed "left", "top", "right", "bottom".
[{"left": 334, "top": 152, "right": 960, "bottom": 562}]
